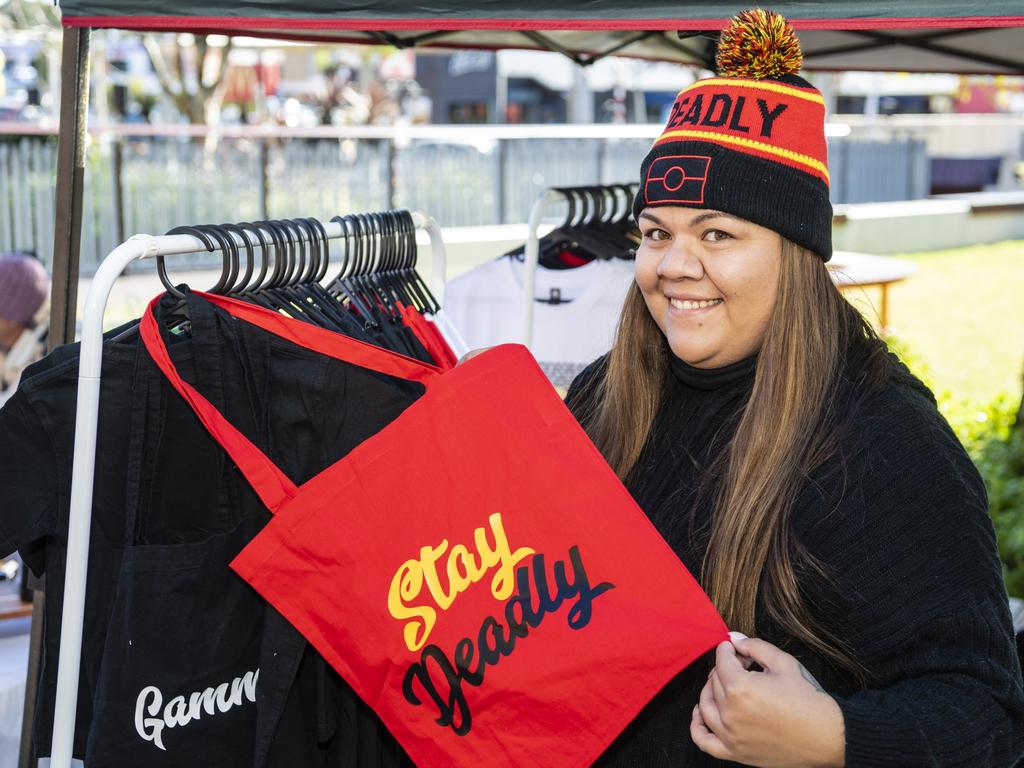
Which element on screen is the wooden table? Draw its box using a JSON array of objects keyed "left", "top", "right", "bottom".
[
  {"left": 0, "top": 596, "right": 30, "bottom": 624},
  {"left": 828, "top": 251, "right": 917, "bottom": 332}
]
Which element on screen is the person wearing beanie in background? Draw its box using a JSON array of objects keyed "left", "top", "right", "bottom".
[
  {"left": 567, "top": 9, "right": 1024, "bottom": 767},
  {"left": 0, "top": 251, "right": 50, "bottom": 408}
]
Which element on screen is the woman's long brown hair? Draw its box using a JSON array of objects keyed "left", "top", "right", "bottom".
[{"left": 574, "top": 238, "right": 888, "bottom": 680}]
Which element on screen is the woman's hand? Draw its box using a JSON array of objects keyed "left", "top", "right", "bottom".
[
  {"left": 457, "top": 348, "right": 490, "bottom": 365},
  {"left": 690, "top": 634, "right": 845, "bottom": 768}
]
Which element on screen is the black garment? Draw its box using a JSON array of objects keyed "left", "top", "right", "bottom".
[
  {"left": 0, "top": 291, "right": 416, "bottom": 765},
  {"left": 567, "top": 348, "right": 1024, "bottom": 768},
  {"left": 85, "top": 296, "right": 273, "bottom": 766}
]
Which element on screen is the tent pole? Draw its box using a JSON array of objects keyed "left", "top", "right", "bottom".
[
  {"left": 17, "top": 590, "right": 44, "bottom": 768},
  {"left": 50, "top": 26, "right": 92, "bottom": 349},
  {"left": 18, "top": 26, "right": 92, "bottom": 768}
]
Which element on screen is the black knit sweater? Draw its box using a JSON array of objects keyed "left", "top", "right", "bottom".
[{"left": 566, "top": 349, "right": 1024, "bottom": 767}]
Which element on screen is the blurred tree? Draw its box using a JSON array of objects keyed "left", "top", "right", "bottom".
[
  {"left": 0, "top": 0, "right": 61, "bottom": 118},
  {"left": 0, "top": 0, "right": 60, "bottom": 30},
  {"left": 143, "top": 33, "right": 233, "bottom": 125}
]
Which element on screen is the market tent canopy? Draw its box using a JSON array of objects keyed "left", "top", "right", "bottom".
[
  {"left": 58, "top": 0, "right": 1024, "bottom": 74},
  {"left": 26, "top": 5, "right": 1024, "bottom": 768}
]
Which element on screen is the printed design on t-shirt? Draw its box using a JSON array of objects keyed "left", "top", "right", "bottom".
[
  {"left": 134, "top": 668, "right": 259, "bottom": 750},
  {"left": 390, "top": 513, "right": 615, "bottom": 735},
  {"left": 645, "top": 154, "right": 712, "bottom": 205}
]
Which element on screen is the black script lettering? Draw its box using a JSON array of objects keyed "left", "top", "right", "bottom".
[
  {"left": 700, "top": 94, "right": 732, "bottom": 127},
  {"left": 453, "top": 637, "right": 482, "bottom": 686},
  {"left": 478, "top": 616, "right": 514, "bottom": 665},
  {"left": 667, "top": 98, "right": 689, "bottom": 129},
  {"left": 508, "top": 563, "right": 544, "bottom": 630},
  {"left": 532, "top": 553, "right": 565, "bottom": 616},
  {"left": 680, "top": 95, "right": 704, "bottom": 126},
  {"left": 402, "top": 646, "right": 472, "bottom": 735},
  {"left": 756, "top": 99, "right": 787, "bottom": 137},
  {"left": 402, "top": 546, "right": 615, "bottom": 736},
  {"left": 504, "top": 587, "right": 532, "bottom": 640},
  {"left": 556, "top": 546, "right": 615, "bottom": 629},
  {"left": 728, "top": 96, "right": 752, "bottom": 133}
]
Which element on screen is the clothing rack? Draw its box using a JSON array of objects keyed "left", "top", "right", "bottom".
[
  {"left": 47, "top": 212, "right": 453, "bottom": 768},
  {"left": 522, "top": 189, "right": 563, "bottom": 346},
  {"left": 521, "top": 184, "right": 637, "bottom": 346}
]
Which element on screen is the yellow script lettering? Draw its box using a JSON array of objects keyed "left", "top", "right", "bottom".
[
  {"left": 446, "top": 544, "right": 484, "bottom": 598},
  {"left": 477, "top": 512, "right": 534, "bottom": 600},
  {"left": 387, "top": 560, "right": 437, "bottom": 652},
  {"left": 388, "top": 514, "right": 535, "bottom": 652},
  {"left": 420, "top": 540, "right": 454, "bottom": 609}
]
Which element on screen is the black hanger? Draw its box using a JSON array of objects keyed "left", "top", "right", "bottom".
[
  {"left": 358, "top": 213, "right": 397, "bottom": 322},
  {"left": 228, "top": 221, "right": 281, "bottom": 312},
  {"left": 232, "top": 221, "right": 271, "bottom": 295},
  {"left": 367, "top": 210, "right": 434, "bottom": 360},
  {"left": 345, "top": 214, "right": 376, "bottom": 321},
  {"left": 329, "top": 214, "right": 379, "bottom": 330},
  {"left": 502, "top": 185, "right": 595, "bottom": 269},
  {"left": 296, "top": 218, "right": 323, "bottom": 285},
  {"left": 260, "top": 220, "right": 287, "bottom": 291},
  {"left": 196, "top": 224, "right": 240, "bottom": 295},
  {"left": 110, "top": 224, "right": 215, "bottom": 342},
  {"left": 162, "top": 224, "right": 222, "bottom": 299},
  {"left": 308, "top": 217, "right": 331, "bottom": 284},
  {"left": 372, "top": 211, "right": 403, "bottom": 318},
  {"left": 398, "top": 210, "right": 440, "bottom": 315},
  {"left": 279, "top": 218, "right": 343, "bottom": 330},
  {"left": 294, "top": 217, "right": 356, "bottom": 333},
  {"left": 328, "top": 215, "right": 383, "bottom": 339},
  {"left": 258, "top": 219, "right": 301, "bottom": 316},
  {"left": 160, "top": 223, "right": 237, "bottom": 327},
  {"left": 561, "top": 186, "right": 630, "bottom": 261},
  {"left": 388, "top": 210, "right": 424, "bottom": 312},
  {"left": 269, "top": 218, "right": 328, "bottom": 325},
  {"left": 218, "top": 222, "right": 255, "bottom": 295},
  {"left": 368, "top": 211, "right": 398, "bottom": 310}
]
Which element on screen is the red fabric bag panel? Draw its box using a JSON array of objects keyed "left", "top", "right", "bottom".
[
  {"left": 397, "top": 301, "right": 455, "bottom": 370},
  {"left": 141, "top": 291, "right": 728, "bottom": 768}
]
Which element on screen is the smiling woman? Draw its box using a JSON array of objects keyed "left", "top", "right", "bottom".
[
  {"left": 566, "top": 8, "right": 1024, "bottom": 768},
  {"left": 634, "top": 209, "right": 782, "bottom": 369}
]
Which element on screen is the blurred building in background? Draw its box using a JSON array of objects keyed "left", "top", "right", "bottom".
[{"left": 1, "top": 15, "right": 1024, "bottom": 267}]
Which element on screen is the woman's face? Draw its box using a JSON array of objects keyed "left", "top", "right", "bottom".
[{"left": 635, "top": 206, "right": 782, "bottom": 369}]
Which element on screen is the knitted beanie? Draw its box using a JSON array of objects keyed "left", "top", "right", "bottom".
[
  {"left": 0, "top": 252, "right": 50, "bottom": 326},
  {"left": 633, "top": 8, "right": 832, "bottom": 261}
]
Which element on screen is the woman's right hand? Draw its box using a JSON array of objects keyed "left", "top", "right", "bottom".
[{"left": 457, "top": 348, "right": 491, "bottom": 365}]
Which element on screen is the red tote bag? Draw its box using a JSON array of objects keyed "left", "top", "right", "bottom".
[{"left": 141, "top": 291, "right": 728, "bottom": 768}]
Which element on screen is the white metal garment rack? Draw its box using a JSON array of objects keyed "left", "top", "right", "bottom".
[
  {"left": 520, "top": 189, "right": 564, "bottom": 347},
  {"left": 48, "top": 212, "right": 463, "bottom": 768},
  {"left": 521, "top": 186, "right": 637, "bottom": 348}
]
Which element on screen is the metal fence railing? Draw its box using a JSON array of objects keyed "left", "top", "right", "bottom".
[{"left": 0, "top": 122, "right": 939, "bottom": 274}]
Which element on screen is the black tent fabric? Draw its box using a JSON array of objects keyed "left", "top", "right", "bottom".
[{"left": 58, "top": 0, "right": 1024, "bottom": 73}]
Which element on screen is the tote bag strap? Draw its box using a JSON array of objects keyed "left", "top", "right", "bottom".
[
  {"left": 192, "top": 291, "right": 443, "bottom": 386},
  {"left": 140, "top": 291, "right": 443, "bottom": 512}
]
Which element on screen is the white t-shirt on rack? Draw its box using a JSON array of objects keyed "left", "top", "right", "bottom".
[{"left": 445, "top": 257, "right": 634, "bottom": 386}]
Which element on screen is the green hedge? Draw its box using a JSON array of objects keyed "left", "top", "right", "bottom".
[{"left": 970, "top": 402, "right": 1024, "bottom": 598}]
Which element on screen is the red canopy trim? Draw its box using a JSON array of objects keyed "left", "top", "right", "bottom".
[{"left": 60, "top": 15, "right": 1024, "bottom": 31}]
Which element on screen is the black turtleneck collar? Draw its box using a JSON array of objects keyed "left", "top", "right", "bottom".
[{"left": 668, "top": 351, "right": 757, "bottom": 392}]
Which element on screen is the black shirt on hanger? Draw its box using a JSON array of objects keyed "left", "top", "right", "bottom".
[{"left": 0, "top": 289, "right": 420, "bottom": 766}]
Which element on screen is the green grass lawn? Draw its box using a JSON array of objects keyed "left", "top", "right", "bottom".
[{"left": 841, "top": 240, "right": 1024, "bottom": 414}]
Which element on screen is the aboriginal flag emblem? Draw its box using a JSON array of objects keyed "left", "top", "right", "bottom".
[{"left": 645, "top": 155, "right": 711, "bottom": 205}]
